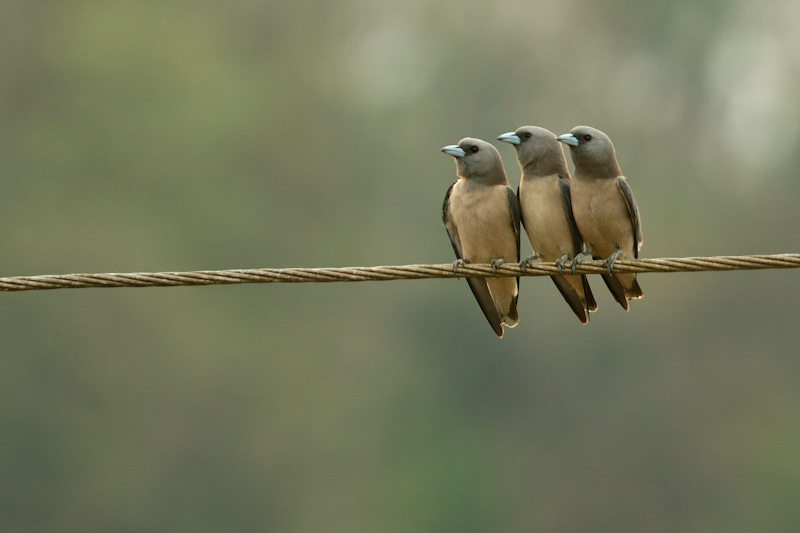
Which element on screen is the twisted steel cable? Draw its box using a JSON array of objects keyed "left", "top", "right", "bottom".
[{"left": 0, "top": 254, "right": 797, "bottom": 292}]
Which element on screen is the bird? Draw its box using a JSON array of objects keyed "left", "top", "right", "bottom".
[
  {"left": 497, "top": 126, "right": 597, "bottom": 323},
  {"left": 557, "top": 126, "right": 643, "bottom": 310},
  {"left": 441, "top": 137, "right": 521, "bottom": 337}
]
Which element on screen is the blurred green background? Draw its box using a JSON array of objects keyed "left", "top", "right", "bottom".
[{"left": 2, "top": 1, "right": 800, "bottom": 531}]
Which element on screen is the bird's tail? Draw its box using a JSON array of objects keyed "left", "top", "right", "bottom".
[
  {"left": 551, "top": 274, "right": 589, "bottom": 324},
  {"left": 487, "top": 277, "right": 519, "bottom": 330},
  {"left": 601, "top": 273, "right": 629, "bottom": 311},
  {"left": 583, "top": 275, "right": 598, "bottom": 312},
  {"left": 502, "top": 299, "right": 519, "bottom": 328},
  {"left": 625, "top": 276, "right": 644, "bottom": 299},
  {"left": 601, "top": 272, "right": 643, "bottom": 311}
]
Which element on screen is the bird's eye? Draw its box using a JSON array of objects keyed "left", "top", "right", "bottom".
[
  {"left": 524, "top": 132, "right": 532, "bottom": 139},
  {"left": 470, "top": 145, "right": 479, "bottom": 153},
  {"left": 583, "top": 134, "right": 592, "bottom": 142}
]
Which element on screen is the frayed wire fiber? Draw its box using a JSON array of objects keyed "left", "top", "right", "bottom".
[{"left": 0, "top": 254, "right": 798, "bottom": 292}]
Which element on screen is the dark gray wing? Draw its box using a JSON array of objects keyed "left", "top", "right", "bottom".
[
  {"left": 506, "top": 186, "right": 521, "bottom": 261},
  {"left": 443, "top": 183, "right": 504, "bottom": 337},
  {"left": 557, "top": 177, "right": 596, "bottom": 318},
  {"left": 442, "top": 182, "right": 462, "bottom": 257},
  {"left": 616, "top": 177, "right": 642, "bottom": 258},
  {"left": 601, "top": 273, "right": 629, "bottom": 311},
  {"left": 583, "top": 275, "right": 598, "bottom": 312},
  {"left": 550, "top": 275, "right": 588, "bottom": 324},
  {"left": 516, "top": 185, "right": 528, "bottom": 233},
  {"left": 505, "top": 186, "right": 521, "bottom": 308},
  {"left": 557, "top": 177, "right": 583, "bottom": 257}
]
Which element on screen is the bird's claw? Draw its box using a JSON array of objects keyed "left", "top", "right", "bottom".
[
  {"left": 604, "top": 249, "right": 623, "bottom": 275},
  {"left": 452, "top": 258, "right": 468, "bottom": 275},
  {"left": 555, "top": 254, "right": 570, "bottom": 275},
  {"left": 490, "top": 258, "right": 505, "bottom": 276},
  {"left": 519, "top": 253, "right": 539, "bottom": 274},
  {"left": 571, "top": 252, "right": 590, "bottom": 274}
]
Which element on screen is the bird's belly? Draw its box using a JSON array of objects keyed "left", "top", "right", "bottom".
[
  {"left": 575, "top": 193, "right": 633, "bottom": 259},
  {"left": 520, "top": 183, "right": 573, "bottom": 260},
  {"left": 450, "top": 186, "right": 517, "bottom": 263}
]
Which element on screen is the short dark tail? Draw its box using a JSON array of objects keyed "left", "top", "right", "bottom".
[
  {"left": 625, "top": 276, "right": 644, "bottom": 299},
  {"left": 503, "top": 297, "right": 519, "bottom": 328},
  {"left": 582, "top": 275, "right": 598, "bottom": 312},
  {"left": 465, "top": 277, "right": 505, "bottom": 337},
  {"left": 601, "top": 273, "right": 629, "bottom": 311},
  {"left": 551, "top": 275, "right": 588, "bottom": 324}
]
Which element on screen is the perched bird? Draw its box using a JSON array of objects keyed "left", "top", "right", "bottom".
[
  {"left": 557, "top": 126, "right": 643, "bottom": 310},
  {"left": 498, "top": 126, "right": 596, "bottom": 323},
  {"left": 441, "top": 137, "right": 521, "bottom": 337}
]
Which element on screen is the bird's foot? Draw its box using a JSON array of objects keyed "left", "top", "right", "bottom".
[
  {"left": 519, "top": 253, "right": 539, "bottom": 274},
  {"left": 490, "top": 258, "right": 505, "bottom": 276},
  {"left": 571, "top": 252, "right": 591, "bottom": 274},
  {"left": 452, "top": 258, "right": 468, "bottom": 275},
  {"left": 604, "top": 249, "right": 623, "bottom": 275},
  {"left": 555, "top": 254, "right": 571, "bottom": 275}
]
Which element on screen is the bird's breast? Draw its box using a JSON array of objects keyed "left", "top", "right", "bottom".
[
  {"left": 449, "top": 182, "right": 516, "bottom": 263},
  {"left": 571, "top": 176, "right": 634, "bottom": 258},
  {"left": 519, "top": 175, "right": 573, "bottom": 260}
]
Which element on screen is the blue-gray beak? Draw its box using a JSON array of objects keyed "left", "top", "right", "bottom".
[
  {"left": 441, "top": 144, "right": 466, "bottom": 158},
  {"left": 496, "top": 132, "right": 521, "bottom": 145},
  {"left": 557, "top": 133, "right": 579, "bottom": 147}
]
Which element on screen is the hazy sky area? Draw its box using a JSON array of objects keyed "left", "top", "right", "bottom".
[{"left": 1, "top": 1, "right": 800, "bottom": 531}]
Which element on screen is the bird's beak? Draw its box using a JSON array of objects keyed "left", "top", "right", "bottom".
[
  {"left": 496, "top": 132, "right": 521, "bottom": 145},
  {"left": 557, "top": 133, "right": 579, "bottom": 147},
  {"left": 440, "top": 145, "right": 466, "bottom": 158}
]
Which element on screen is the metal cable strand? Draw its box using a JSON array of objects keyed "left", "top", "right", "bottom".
[{"left": 0, "top": 254, "right": 798, "bottom": 292}]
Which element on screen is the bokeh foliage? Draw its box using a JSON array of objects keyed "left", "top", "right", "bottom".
[{"left": 1, "top": 1, "right": 800, "bottom": 531}]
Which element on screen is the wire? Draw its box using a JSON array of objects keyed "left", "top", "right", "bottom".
[{"left": 0, "top": 254, "right": 797, "bottom": 292}]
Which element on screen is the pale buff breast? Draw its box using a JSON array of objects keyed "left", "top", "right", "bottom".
[
  {"left": 519, "top": 175, "right": 574, "bottom": 261},
  {"left": 571, "top": 176, "right": 635, "bottom": 260},
  {"left": 449, "top": 180, "right": 518, "bottom": 316},
  {"left": 448, "top": 181, "right": 518, "bottom": 264}
]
